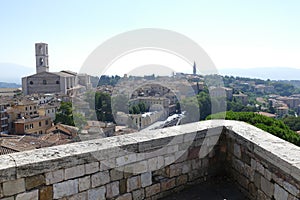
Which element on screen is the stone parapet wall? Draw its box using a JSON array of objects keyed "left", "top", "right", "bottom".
[
  {"left": 0, "top": 120, "right": 299, "bottom": 200},
  {"left": 224, "top": 122, "right": 300, "bottom": 200}
]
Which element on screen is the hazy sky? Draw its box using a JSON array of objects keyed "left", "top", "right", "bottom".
[{"left": 0, "top": 0, "right": 300, "bottom": 74}]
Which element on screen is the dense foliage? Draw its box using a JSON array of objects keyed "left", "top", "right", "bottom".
[
  {"left": 54, "top": 102, "right": 87, "bottom": 129},
  {"left": 206, "top": 111, "right": 300, "bottom": 146},
  {"left": 282, "top": 116, "right": 300, "bottom": 131}
]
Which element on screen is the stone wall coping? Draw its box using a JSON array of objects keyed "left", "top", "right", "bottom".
[{"left": 0, "top": 120, "right": 299, "bottom": 182}]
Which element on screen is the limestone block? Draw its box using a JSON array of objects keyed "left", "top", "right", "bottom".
[
  {"left": 91, "top": 171, "right": 110, "bottom": 188},
  {"left": 141, "top": 172, "right": 152, "bottom": 187},
  {"left": 106, "top": 181, "right": 119, "bottom": 198},
  {"left": 79, "top": 176, "right": 91, "bottom": 192},
  {"left": 3, "top": 178, "right": 25, "bottom": 196},
  {"left": 110, "top": 168, "right": 124, "bottom": 181},
  {"left": 85, "top": 162, "right": 99, "bottom": 174},
  {"left": 45, "top": 169, "right": 64, "bottom": 185},
  {"left": 65, "top": 165, "right": 85, "bottom": 180},
  {"left": 234, "top": 143, "right": 241, "bottom": 158},
  {"left": 127, "top": 176, "right": 141, "bottom": 192},
  {"left": 145, "top": 183, "right": 160, "bottom": 197},
  {"left": 53, "top": 179, "right": 78, "bottom": 199},
  {"left": 274, "top": 184, "right": 288, "bottom": 200},
  {"left": 88, "top": 186, "right": 106, "bottom": 200},
  {"left": 282, "top": 181, "right": 299, "bottom": 197},
  {"left": 16, "top": 189, "right": 38, "bottom": 200},
  {"left": 25, "top": 174, "right": 45, "bottom": 190},
  {"left": 116, "top": 193, "right": 132, "bottom": 200},
  {"left": 261, "top": 176, "right": 274, "bottom": 197},
  {"left": 132, "top": 188, "right": 145, "bottom": 200}
]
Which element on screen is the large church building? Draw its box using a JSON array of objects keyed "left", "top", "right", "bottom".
[{"left": 22, "top": 43, "right": 91, "bottom": 95}]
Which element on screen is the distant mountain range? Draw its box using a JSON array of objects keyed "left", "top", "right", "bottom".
[
  {"left": 0, "top": 82, "right": 21, "bottom": 88},
  {"left": 219, "top": 67, "right": 300, "bottom": 80},
  {"left": 0, "top": 63, "right": 34, "bottom": 84}
]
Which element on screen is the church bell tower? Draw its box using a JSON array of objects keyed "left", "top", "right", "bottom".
[{"left": 35, "top": 43, "right": 49, "bottom": 73}]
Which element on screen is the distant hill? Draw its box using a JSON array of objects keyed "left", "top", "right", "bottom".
[
  {"left": 0, "top": 63, "right": 34, "bottom": 84},
  {"left": 0, "top": 82, "right": 21, "bottom": 88},
  {"left": 219, "top": 67, "right": 300, "bottom": 80}
]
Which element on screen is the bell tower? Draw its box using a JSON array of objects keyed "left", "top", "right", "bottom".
[{"left": 35, "top": 43, "right": 49, "bottom": 73}]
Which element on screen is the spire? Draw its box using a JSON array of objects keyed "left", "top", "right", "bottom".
[{"left": 193, "top": 61, "right": 196, "bottom": 75}]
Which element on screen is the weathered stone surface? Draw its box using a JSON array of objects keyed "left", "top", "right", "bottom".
[
  {"left": 68, "top": 192, "right": 87, "bottom": 200},
  {"left": 132, "top": 188, "right": 145, "bottom": 200},
  {"left": 127, "top": 176, "right": 141, "bottom": 192},
  {"left": 3, "top": 178, "right": 25, "bottom": 196},
  {"left": 85, "top": 162, "right": 99, "bottom": 174},
  {"left": 161, "top": 178, "right": 176, "bottom": 191},
  {"left": 119, "top": 179, "right": 127, "bottom": 194},
  {"left": 79, "top": 176, "right": 91, "bottom": 192},
  {"left": 274, "top": 184, "right": 288, "bottom": 200},
  {"left": 261, "top": 176, "right": 274, "bottom": 197},
  {"left": 145, "top": 183, "right": 160, "bottom": 197},
  {"left": 176, "top": 175, "right": 188, "bottom": 185},
  {"left": 39, "top": 186, "right": 53, "bottom": 200},
  {"left": 65, "top": 165, "right": 85, "bottom": 180},
  {"left": 16, "top": 189, "right": 38, "bottom": 200},
  {"left": 53, "top": 179, "right": 78, "bottom": 199},
  {"left": 141, "top": 172, "right": 152, "bottom": 187},
  {"left": 234, "top": 143, "right": 241, "bottom": 158},
  {"left": 25, "top": 174, "right": 45, "bottom": 190},
  {"left": 110, "top": 168, "right": 124, "bottom": 181},
  {"left": 106, "top": 181, "right": 119, "bottom": 198},
  {"left": 116, "top": 193, "right": 132, "bottom": 200},
  {"left": 45, "top": 169, "right": 64, "bottom": 185},
  {"left": 91, "top": 171, "right": 110, "bottom": 188},
  {"left": 282, "top": 181, "right": 299, "bottom": 196},
  {"left": 88, "top": 186, "right": 106, "bottom": 200}
]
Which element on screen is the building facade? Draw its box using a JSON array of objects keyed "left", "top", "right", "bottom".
[{"left": 22, "top": 43, "right": 91, "bottom": 95}]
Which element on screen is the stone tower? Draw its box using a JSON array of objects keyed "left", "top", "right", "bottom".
[
  {"left": 193, "top": 61, "right": 196, "bottom": 75},
  {"left": 35, "top": 43, "right": 49, "bottom": 73}
]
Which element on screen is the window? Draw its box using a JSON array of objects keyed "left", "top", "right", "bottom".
[
  {"left": 39, "top": 122, "right": 41, "bottom": 127},
  {"left": 56, "top": 80, "right": 60, "bottom": 84},
  {"left": 45, "top": 120, "right": 48, "bottom": 125},
  {"left": 40, "top": 57, "right": 44, "bottom": 66},
  {"left": 29, "top": 81, "right": 33, "bottom": 85},
  {"left": 43, "top": 80, "right": 47, "bottom": 85}
]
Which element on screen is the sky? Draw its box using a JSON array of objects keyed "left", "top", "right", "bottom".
[{"left": 0, "top": 0, "right": 300, "bottom": 76}]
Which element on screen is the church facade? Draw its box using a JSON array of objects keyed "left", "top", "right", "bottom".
[{"left": 22, "top": 43, "right": 91, "bottom": 95}]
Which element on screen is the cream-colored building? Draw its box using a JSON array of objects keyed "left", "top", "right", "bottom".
[{"left": 22, "top": 43, "right": 92, "bottom": 95}]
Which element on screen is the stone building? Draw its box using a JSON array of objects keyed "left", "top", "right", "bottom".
[{"left": 22, "top": 43, "right": 91, "bottom": 95}]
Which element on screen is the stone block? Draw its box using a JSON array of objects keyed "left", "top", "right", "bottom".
[
  {"left": 16, "top": 190, "right": 38, "bottom": 200},
  {"left": 274, "top": 184, "right": 288, "bottom": 200},
  {"left": 25, "top": 174, "right": 45, "bottom": 190},
  {"left": 45, "top": 169, "right": 64, "bottom": 185},
  {"left": 39, "top": 186, "right": 53, "bottom": 200},
  {"left": 132, "top": 188, "right": 145, "bottom": 200},
  {"left": 141, "top": 172, "right": 152, "bottom": 187},
  {"left": 261, "top": 176, "right": 274, "bottom": 197},
  {"left": 110, "top": 168, "right": 124, "bottom": 181},
  {"left": 106, "top": 181, "right": 119, "bottom": 198},
  {"left": 79, "top": 176, "right": 91, "bottom": 192},
  {"left": 116, "top": 154, "right": 137, "bottom": 167},
  {"left": 88, "top": 186, "right": 106, "bottom": 200},
  {"left": 85, "top": 162, "right": 99, "bottom": 174},
  {"left": 68, "top": 192, "right": 87, "bottom": 200},
  {"left": 176, "top": 175, "right": 188, "bottom": 185},
  {"left": 116, "top": 193, "right": 132, "bottom": 200},
  {"left": 119, "top": 179, "right": 127, "bottom": 194},
  {"left": 3, "top": 178, "right": 25, "bottom": 196},
  {"left": 53, "top": 179, "right": 78, "bottom": 199},
  {"left": 65, "top": 165, "right": 85, "bottom": 180},
  {"left": 145, "top": 183, "right": 160, "bottom": 197},
  {"left": 127, "top": 176, "right": 141, "bottom": 192},
  {"left": 91, "top": 171, "right": 110, "bottom": 188},
  {"left": 161, "top": 178, "right": 176, "bottom": 191},
  {"left": 233, "top": 143, "right": 241, "bottom": 158},
  {"left": 283, "top": 181, "right": 299, "bottom": 197}
]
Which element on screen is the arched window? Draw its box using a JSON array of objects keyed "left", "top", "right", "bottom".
[
  {"left": 29, "top": 81, "right": 33, "bottom": 85},
  {"left": 40, "top": 58, "right": 44, "bottom": 66}
]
